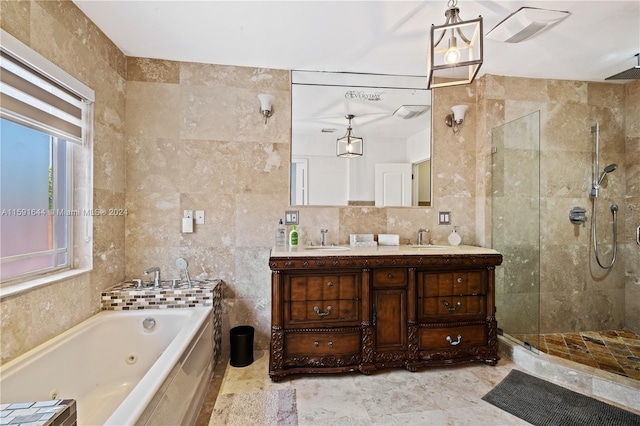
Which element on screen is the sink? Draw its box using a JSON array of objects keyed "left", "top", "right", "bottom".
[{"left": 304, "top": 246, "right": 350, "bottom": 251}]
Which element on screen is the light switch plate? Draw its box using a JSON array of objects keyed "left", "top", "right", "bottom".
[
  {"left": 195, "top": 210, "right": 205, "bottom": 225},
  {"left": 438, "top": 211, "right": 451, "bottom": 225},
  {"left": 284, "top": 210, "right": 299, "bottom": 225}
]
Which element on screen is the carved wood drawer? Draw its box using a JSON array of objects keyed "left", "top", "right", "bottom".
[
  {"left": 285, "top": 299, "right": 360, "bottom": 326},
  {"left": 286, "top": 274, "right": 358, "bottom": 301},
  {"left": 373, "top": 268, "right": 407, "bottom": 288},
  {"left": 285, "top": 330, "right": 361, "bottom": 356},
  {"left": 417, "top": 271, "right": 485, "bottom": 297},
  {"left": 418, "top": 295, "right": 486, "bottom": 320},
  {"left": 418, "top": 324, "right": 487, "bottom": 351}
]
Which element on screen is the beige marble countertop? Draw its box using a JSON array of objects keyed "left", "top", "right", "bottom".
[{"left": 270, "top": 244, "right": 500, "bottom": 257}]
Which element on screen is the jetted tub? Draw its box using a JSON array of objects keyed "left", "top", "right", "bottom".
[{"left": 0, "top": 307, "right": 214, "bottom": 425}]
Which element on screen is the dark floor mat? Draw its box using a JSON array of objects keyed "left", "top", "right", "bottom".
[{"left": 482, "top": 369, "right": 640, "bottom": 426}]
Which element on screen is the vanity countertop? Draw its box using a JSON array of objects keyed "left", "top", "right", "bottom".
[{"left": 270, "top": 244, "right": 500, "bottom": 258}]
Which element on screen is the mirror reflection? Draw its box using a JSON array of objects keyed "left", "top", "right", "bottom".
[{"left": 291, "top": 71, "right": 432, "bottom": 207}]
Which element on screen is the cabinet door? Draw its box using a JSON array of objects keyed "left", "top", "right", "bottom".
[{"left": 373, "top": 289, "right": 406, "bottom": 350}]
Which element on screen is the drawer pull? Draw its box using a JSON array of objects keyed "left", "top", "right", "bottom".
[
  {"left": 314, "top": 305, "right": 333, "bottom": 317},
  {"left": 314, "top": 341, "right": 319, "bottom": 347},
  {"left": 328, "top": 341, "right": 333, "bottom": 348},
  {"left": 388, "top": 273, "right": 394, "bottom": 279},
  {"left": 327, "top": 281, "right": 334, "bottom": 286},
  {"left": 446, "top": 335, "right": 462, "bottom": 346},
  {"left": 457, "top": 277, "right": 463, "bottom": 283},
  {"left": 443, "top": 301, "right": 462, "bottom": 312}
]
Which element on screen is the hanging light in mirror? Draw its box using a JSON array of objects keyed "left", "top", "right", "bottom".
[
  {"left": 428, "top": 0, "right": 483, "bottom": 89},
  {"left": 336, "top": 114, "right": 363, "bottom": 158}
]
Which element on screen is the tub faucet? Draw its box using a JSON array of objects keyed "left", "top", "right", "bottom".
[
  {"left": 320, "top": 229, "right": 328, "bottom": 246},
  {"left": 417, "top": 228, "right": 430, "bottom": 245},
  {"left": 144, "top": 266, "right": 161, "bottom": 288}
]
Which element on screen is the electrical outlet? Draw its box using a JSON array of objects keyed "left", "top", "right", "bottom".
[
  {"left": 438, "top": 211, "right": 451, "bottom": 225},
  {"left": 284, "top": 210, "right": 299, "bottom": 225}
]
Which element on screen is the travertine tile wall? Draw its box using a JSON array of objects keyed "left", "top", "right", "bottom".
[
  {"left": 0, "top": 1, "right": 127, "bottom": 364},
  {"left": 123, "top": 58, "right": 291, "bottom": 351},
  {"left": 624, "top": 80, "right": 640, "bottom": 333}
]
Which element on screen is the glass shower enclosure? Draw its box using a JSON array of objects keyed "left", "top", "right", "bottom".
[{"left": 491, "top": 111, "right": 541, "bottom": 352}]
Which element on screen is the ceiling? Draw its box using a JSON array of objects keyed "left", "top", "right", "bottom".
[
  {"left": 72, "top": 1, "right": 639, "bottom": 144},
  {"left": 73, "top": 1, "right": 639, "bottom": 82}
]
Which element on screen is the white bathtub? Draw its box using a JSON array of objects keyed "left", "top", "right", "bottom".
[{"left": 0, "top": 307, "right": 214, "bottom": 425}]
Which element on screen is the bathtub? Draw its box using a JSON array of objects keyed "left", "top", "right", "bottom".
[{"left": 0, "top": 307, "right": 214, "bottom": 425}]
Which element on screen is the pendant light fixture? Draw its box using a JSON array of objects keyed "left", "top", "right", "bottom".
[
  {"left": 336, "top": 114, "right": 363, "bottom": 158},
  {"left": 427, "top": 0, "right": 483, "bottom": 89}
]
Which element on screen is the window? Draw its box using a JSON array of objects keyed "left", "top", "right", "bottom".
[{"left": 0, "top": 31, "right": 94, "bottom": 286}]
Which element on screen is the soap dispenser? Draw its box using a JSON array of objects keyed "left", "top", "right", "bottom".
[
  {"left": 275, "top": 219, "right": 286, "bottom": 246},
  {"left": 289, "top": 225, "right": 299, "bottom": 246},
  {"left": 448, "top": 226, "right": 462, "bottom": 246}
]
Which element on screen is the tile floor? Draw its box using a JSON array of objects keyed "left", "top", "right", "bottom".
[
  {"left": 510, "top": 329, "right": 640, "bottom": 381},
  {"left": 194, "top": 348, "right": 638, "bottom": 425}
]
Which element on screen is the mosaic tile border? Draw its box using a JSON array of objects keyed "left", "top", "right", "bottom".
[
  {"left": 0, "top": 399, "right": 76, "bottom": 426},
  {"left": 101, "top": 279, "right": 220, "bottom": 310}
]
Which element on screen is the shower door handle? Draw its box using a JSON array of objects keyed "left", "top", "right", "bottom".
[{"left": 637, "top": 226, "right": 640, "bottom": 247}]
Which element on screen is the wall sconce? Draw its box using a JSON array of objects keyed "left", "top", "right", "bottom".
[
  {"left": 445, "top": 104, "right": 468, "bottom": 133},
  {"left": 336, "top": 114, "right": 363, "bottom": 158},
  {"left": 427, "top": 0, "right": 483, "bottom": 89},
  {"left": 258, "top": 93, "right": 275, "bottom": 124}
]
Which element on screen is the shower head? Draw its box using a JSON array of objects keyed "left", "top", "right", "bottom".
[{"left": 597, "top": 163, "right": 617, "bottom": 185}]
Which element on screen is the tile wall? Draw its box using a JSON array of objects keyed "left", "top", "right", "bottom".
[{"left": 0, "top": 0, "right": 127, "bottom": 364}]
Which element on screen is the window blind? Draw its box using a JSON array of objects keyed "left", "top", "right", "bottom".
[{"left": 0, "top": 51, "right": 85, "bottom": 143}]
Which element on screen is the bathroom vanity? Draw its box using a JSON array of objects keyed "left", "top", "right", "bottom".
[{"left": 268, "top": 245, "right": 502, "bottom": 381}]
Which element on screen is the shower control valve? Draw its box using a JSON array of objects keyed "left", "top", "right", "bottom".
[{"left": 569, "top": 207, "right": 587, "bottom": 226}]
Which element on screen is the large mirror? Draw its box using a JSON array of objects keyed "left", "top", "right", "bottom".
[{"left": 291, "top": 71, "right": 432, "bottom": 207}]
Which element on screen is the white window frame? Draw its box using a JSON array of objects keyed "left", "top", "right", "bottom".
[{"left": 0, "top": 30, "right": 94, "bottom": 296}]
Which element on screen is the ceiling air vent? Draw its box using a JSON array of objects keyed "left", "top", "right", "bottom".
[
  {"left": 393, "top": 105, "right": 430, "bottom": 120},
  {"left": 486, "top": 7, "right": 570, "bottom": 43}
]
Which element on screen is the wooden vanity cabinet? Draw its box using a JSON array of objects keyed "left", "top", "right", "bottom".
[{"left": 269, "top": 251, "right": 502, "bottom": 381}]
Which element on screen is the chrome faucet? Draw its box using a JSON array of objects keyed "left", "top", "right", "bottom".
[
  {"left": 320, "top": 229, "right": 328, "bottom": 246},
  {"left": 144, "top": 266, "right": 161, "bottom": 288},
  {"left": 417, "top": 228, "right": 430, "bottom": 245}
]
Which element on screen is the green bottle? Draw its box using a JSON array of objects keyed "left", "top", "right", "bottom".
[{"left": 289, "top": 225, "right": 298, "bottom": 246}]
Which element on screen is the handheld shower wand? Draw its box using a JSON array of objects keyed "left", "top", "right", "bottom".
[
  {"left": 597, "top": 163, "right": 618, "bottom": 186},
  {"left": 590, "top": 123, "right": 618, "bottom": 269},
  {"left": 175, "top": 257, "right": 192, "bottom": 288}
]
